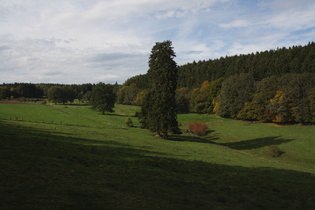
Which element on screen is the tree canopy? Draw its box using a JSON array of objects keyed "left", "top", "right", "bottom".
[
  {"left": 90, "top": 83, "right": 115, "bottom": 115},
  {"left": 48, "top": 86, "right": 75, "bottom": 104}
]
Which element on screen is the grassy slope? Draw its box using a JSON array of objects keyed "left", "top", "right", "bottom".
[
  {"left": 0, "top": 103, "right": 314, "bottom": 209},
  {"left": 178, "top": 114, "right": 315, "bottom": 172}
]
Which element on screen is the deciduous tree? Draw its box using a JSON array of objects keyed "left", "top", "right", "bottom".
[
  {"left": 48, "top": 86, "right": 65, "bottom": 104},
  {"left": 217, "top": 73, "right": 255, "bottom": 118},
  {"left": 90, "top": 83, "right": 115, "bottom": 115},
  {"left": 48, "top": 86, "right": 75, "bottom": 104}
]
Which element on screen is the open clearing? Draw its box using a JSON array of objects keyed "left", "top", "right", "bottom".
[{"left": 1, "top": 103, "right": 314, "bottom": 209}]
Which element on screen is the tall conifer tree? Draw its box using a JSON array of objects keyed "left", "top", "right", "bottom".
[{"left": 139, "top": 41, "right": 180, "bottom": 138}]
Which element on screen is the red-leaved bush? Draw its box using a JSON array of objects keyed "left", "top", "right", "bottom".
[{"left": 187, "top": 122, "right": 208, "bottom": 136}]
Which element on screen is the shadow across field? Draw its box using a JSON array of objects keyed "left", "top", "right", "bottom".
[
  {"left": 220, "top": 136, "right": 294, "bottom": 150},
  {"left": 168, "top": 134, "right": 219, "bottom": 143},
  {"left": 168, "top": 133, "right": 293, "bottom": 151},
  {"left": 64, "top": 104, "right": 90, "bottom": 107},
  {"left": 0, "top": 120, "right": 314, "bottom": 210}
]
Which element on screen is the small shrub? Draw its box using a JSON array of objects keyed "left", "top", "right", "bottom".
[
  {"left": 125, "top": 117, "right": 134, "bottom": 127},
  {"left": 268, "top": 145, "right": 284, "bottom": 157},
  {"left": 187, "top": 122, "right": 207, "bottom": 136}
]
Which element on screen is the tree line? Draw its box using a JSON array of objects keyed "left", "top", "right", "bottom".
[
  {"left": 177, "top": 42, "right": 315, "bottom": 88},
  {"left": 122, "top": 42, "right": 315, "bottom": 90},
  {"left": 0, "top": 83, "right": 120, "bottom": 103}
]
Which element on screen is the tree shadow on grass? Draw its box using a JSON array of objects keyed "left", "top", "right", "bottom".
[
  {"left": 219, "top": 136, "right": 294, "bottom": 150},
  {"left": 93, "top": 112, "right": 131, "bottom": 118},
  {"left": 167, "top": 133, "right": 219, "bottom": 144},
  {"left": 167, "top": 132, "right": 293, "bottom": 151},
  {"left": 64, "top": 104, "right": 90, "bottom": 107},
  {"left": 108, "top": 113, "right": 130, "bottom": 117}
]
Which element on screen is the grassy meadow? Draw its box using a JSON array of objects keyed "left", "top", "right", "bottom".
[{"left": 1, "top": 102, "right": 315, "bottom": 209}]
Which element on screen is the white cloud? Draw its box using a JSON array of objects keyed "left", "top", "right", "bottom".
[
  {"left": 220, "top": 19, "right": 250, "bottom": 29},
  {"left": 0, "top": 35, "right": 148, "bottom": 84},
  {"left": 227, "top": 42, "right": 272, "bottom": 56},
  {"left": 95, "top": 74, "right": 120, "bottom": 82},
  {"left": 259, "top": 0, "right": 315, "bottom": 31},
  {"left": 83, "top": 0, "right": 228, "bottom": 20},
  {"left": 0, "top": 0, "right": 314, "bottom": 84}
]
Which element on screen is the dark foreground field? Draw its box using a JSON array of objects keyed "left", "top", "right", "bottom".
[{"left": 1, "top": 103, "right": 314, "bottom": 209}]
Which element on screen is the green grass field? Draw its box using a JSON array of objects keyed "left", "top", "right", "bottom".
[{"left": 1, "top": 102, "right": 315, "bottom": 209}]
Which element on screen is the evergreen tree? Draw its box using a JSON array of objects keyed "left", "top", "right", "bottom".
[
  {"left": 90, "top": 83, "right": 115, "bottom": 115},
  {"left": 139, "top": 41, "right": 180, "bottom": 138}
]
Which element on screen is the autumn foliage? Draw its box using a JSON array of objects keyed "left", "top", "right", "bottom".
[{"left": 187, "top": 122, "right": 208, "bottom": 136}]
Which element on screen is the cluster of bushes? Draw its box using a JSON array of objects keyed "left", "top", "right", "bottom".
[
  {"left": 187, "top": 122, "right": 208, "bottom": 136},
  {"left": 268, "top": 146, "right": 284, "bottom": 157}
]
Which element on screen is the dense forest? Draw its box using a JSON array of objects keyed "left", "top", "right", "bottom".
[
  {"left": 177, "top": 42, "right": 315, "bottom": 88},
  {"left": 1, "top": 42, "right": 315, "bottom": 123},
  {"left": 124, "top": 42, "right": 315, "bottom": 89}
]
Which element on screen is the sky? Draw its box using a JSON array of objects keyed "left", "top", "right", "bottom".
[{"left": 1, "top": 0, "right": 315, "bottom": 84}]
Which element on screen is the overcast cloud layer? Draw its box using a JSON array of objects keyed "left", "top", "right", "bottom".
[{"left": 1, "top": 0, "right": 315, "bottom": 84}]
